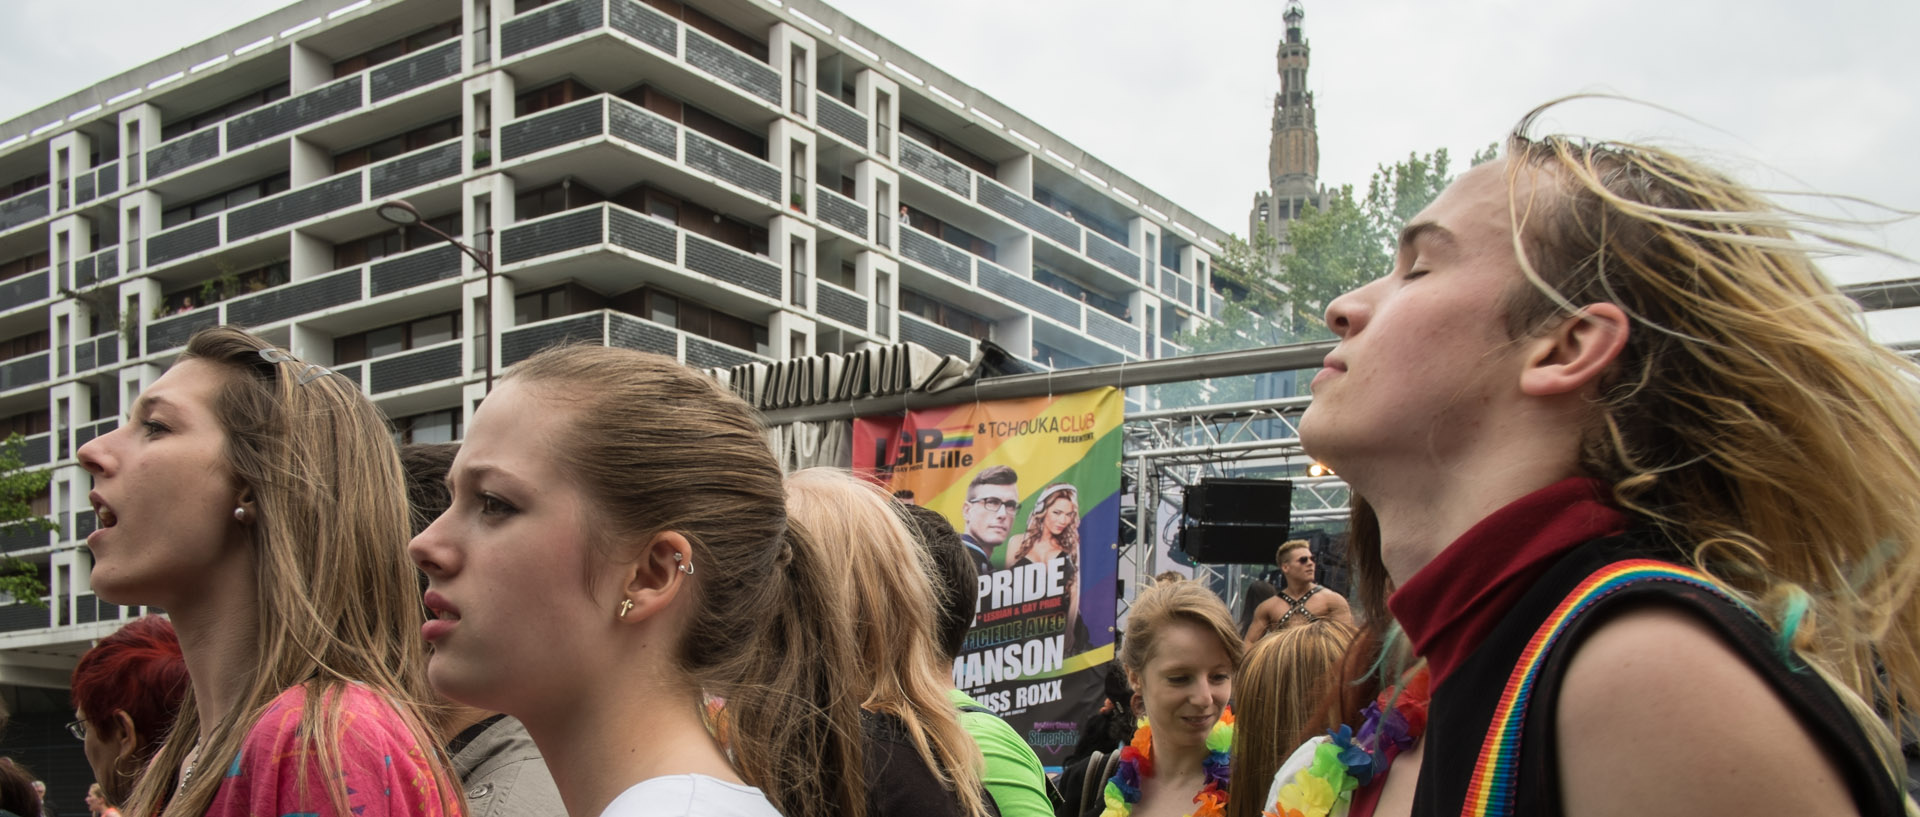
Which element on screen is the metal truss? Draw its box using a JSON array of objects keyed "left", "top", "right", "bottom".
[{"left": 1117, "top": 396, "right": 1350, "bottom": 622}]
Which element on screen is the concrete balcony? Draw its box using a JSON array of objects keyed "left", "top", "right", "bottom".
[
  {"left": 142, "top": 245, "right": 459, "bottom": 357},
  {"left": 0, "top": 351, "right": 49, "bottom": 394},
  {"left": 500, "top": 308, "right": 771, "bottom": 371},
  {"left": 498, "top": 95, "right": 782, "bottom": 216},
  {"left": 0, "top": 269, "right": 49, "bottom": 314},
  {"left": 71, "top": 162, "right": 121, "bottom": 207},
  {"left": 331, "top": 338, "right": 463, "bottom": 396},
  {"left": 71, "top": 248, "right": 119, "bottom": 291},
  {"left": 815, "top": 185, "right": 868, "bottom": 241},
  {"left": 815, "top": 93, "right": 868, "bottom": 150},
  {"left": 897, "top": 312, "right": 975, "bottom": 361},
  {"left": 71, "top": 333, "right": 121, "bottom": 375},
  {"left": 498, "top": 0, "right": 780, "bottom": 130},
  {"left": 142, "top": 39, "right": 462, "bottom": 186},
  {"left": 144, "top": 141, "right": 462, "bottom": 271},
  {"left": 813, "top": 279, "right": 868, "bottom": 333},
  {"left": 0, "top": 187, "right": 48, "bottom": 236},
  {"left": 498, "top": 202, "right": 782, "bottom": 316}
]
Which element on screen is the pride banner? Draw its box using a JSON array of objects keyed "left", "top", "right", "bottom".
[{"left": 853, "top": 388, "right": 1122, "bottom": 766}]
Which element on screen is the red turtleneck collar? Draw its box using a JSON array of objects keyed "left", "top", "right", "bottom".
[{"left": 1386, "top": 477, "right": 1626, "bottom": 690}]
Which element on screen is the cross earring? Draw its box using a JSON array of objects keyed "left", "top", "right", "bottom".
[{"left": 617, "top": 599, "right": 634, "bottom": 619}]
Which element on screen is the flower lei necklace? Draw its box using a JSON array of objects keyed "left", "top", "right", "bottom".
[
  {"left": 1268, "top": 666, "right": 1431, "bottom": 817},
  {"left": 1099, "top": 708, "right": 1234, "bottom": 817}
]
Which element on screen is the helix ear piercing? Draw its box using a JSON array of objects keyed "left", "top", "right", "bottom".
[{"left": 673, "top": 551, "right": 695, "bottom": 576}]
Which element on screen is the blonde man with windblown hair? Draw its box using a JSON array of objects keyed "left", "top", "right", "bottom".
[
  {"left": 78, "top": 326, "right": 460, "bottom": 817},
  {"left": 1269, "top": 98, "right": 1920, "bottom": 816}
]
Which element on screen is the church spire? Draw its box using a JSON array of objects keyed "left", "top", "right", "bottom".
[{"left": 1249, "top": 0, "right": 1324, "bottom": 244}]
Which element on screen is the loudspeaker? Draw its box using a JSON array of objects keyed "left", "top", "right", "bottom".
[
  {"left": 1181, "top": 522, "right": 1289, "bottom": 565},
  {"left": 1183, "top": 478, "right": 1293, "bottom": 527}
]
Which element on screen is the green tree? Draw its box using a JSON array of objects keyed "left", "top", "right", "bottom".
[{"left": 0, "top": 434, "right": 55, "bottom": 607}]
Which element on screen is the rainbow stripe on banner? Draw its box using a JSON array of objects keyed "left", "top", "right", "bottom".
[{"left": 1462, "top": 559, "right": 1748, "bottom": 817}]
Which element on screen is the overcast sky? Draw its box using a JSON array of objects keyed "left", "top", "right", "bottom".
[{"left": 4, "top": 0, "right": 1918, "bottom": 333}]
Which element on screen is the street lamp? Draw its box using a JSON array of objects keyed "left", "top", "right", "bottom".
[{"left": 376, "top": 199, "right": 496, "bottom": 392}]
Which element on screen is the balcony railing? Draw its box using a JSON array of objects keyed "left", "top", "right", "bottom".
[
  {"left": 899, "top": 136, "right": 971, "bottom": 198},
  {"left": 0, "top": 187, "right": 49, "bottom": 233},
  {"left": 814, "top": 279, "right": 868, "bottom": 332},
  {"left": 898, "top": 313, "right": 975, "bottom": 361},
  {"left": 334, "top": 339, "right": 463, "bottom": 394},
  {"left": 0, "top": 269, "right": 50, "bottom": 312},
  {"left": 500, "top": 95, "right": 779, "bottom": 202},
  {"left": 899, "top": 225, "right": 973, "bottom": 283},
  {"left": 73, "top": 333, "right": 122, "bottom": 373},
  {"left": 73, "top": 247, "right": 119, "bottom": 290},
  {"left": 816, "top": 186, "right": 868, "bottom": 239},
  {"left": 684, "top": 27, "right": 778, "bottom": 105},
  {"left": 72, "top": 162, "right": 121, "bottom": 206},
  {"left": 1084, "top": 229, "right": 1142, "bottom": 282},
  {"left": 369, "top": 40, "right": 461, "bottom": 102},
  {"left": 499, "top": 203, "right": 780, "bottom": 301},
  {"left": 0, "top": 351, "right": 51, "bottom": 392},
  {"left": 816, "top": 93, "right": 868, "bottom": 149},
  {"left": 499, "top": 309, "right": 770, "bottom": 370}
]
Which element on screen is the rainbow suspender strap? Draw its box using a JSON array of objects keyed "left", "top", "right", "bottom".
[{"left": 1459, "top": 559, "right": 1749, "bottom": 817}]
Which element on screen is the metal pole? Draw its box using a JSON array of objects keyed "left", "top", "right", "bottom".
[
  {"left": 412, "top": 221, "right": 497, "bottom": 393},
  {"left": 757, "top": 340, "right": 1335, "bottom": 425}
]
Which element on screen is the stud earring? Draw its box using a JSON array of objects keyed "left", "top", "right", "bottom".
[
  {"left": 673, "top": 552, "right": 694, "bottom": 576},
  {"left": 617, "top": 599, "right": 634, "bottom": 619},
  {"left": 233, "top": 507, "right": 250, "bottom": 523}
]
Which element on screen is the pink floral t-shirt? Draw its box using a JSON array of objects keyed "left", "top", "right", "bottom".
[{"left": 196, "top": 684, "right": 456, "bottom": 817}]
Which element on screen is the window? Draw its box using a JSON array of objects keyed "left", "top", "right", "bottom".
[
  {"left": 0, "top": 410, "right": 50, "bottom": 437},
  {"left": 332, "top": 21, "right": 458, "bottom": 77},
  {"left": 333, "top": 213, "right": 460, "bottom": 269},
  {"left": 790, "top": 141, "right": 807, "bottom": 212},
  {"left": 160, "top": 260, "right": 290, "bottom": 314},
  {"left": 161, "top": 173, "right": 291, "bottom": 229},
  {"left": 1034, "top": 186, "right": 1128, "bottom": 246},
  {"left": 336, "top": 311, "right": 460, "bottom": 364},
  {"left": 515, "top": 180, "right": 605, "bottom": 222},
  {"left": 640, "top": 0, "right": 768, "bottom": 61},
  {"left": 899, "top": 118, "right": 996, "bottom": 177},
  {"left": 1035, "top": 264, "right": 1127, "bottom": 320},
  {"left": 474, "top": 92, "right": 493, "bottom": 167},
  {"left": 790, "top": 47, "right": 808, "bottom": 116},
  {"left": 0, "top": 251, "right": 49, "bottom": 282},
  {"left": 876, "top": 92, "right": 892, "bottom": 159},
  {"left": 789, "top": 238, "right": 807, "bottom": 308},
  {"left": 900, "top": 289, "right": 989, "bottom": 340},
  {"left": 160, "top": 81, "right": 291, "bottom": 142},
  {"left": 875, "top": 271, "right": 893, "bottom": 339},
  {"left": 392, "top": 408, "right": 461, "bottom": 445},
  {"left": 515, "top": 79, "right": 594, "bottom": 116},
  {"left": 622, "top": 85, "right": 767, "bottom": 159},
  {"left": 608, "top": 184, "right": 768, "bottom": 257},
  {"left": 903, "top": 205, "right": 996, "bottom": 261},
  {"left": 636, "top": 288, "right": 769, "bottom": 355},
  {"left": 0, "top": 331, "right": 50, "bottom": 362},
  {"left": 333, "top": 118, "right": 460, "bottom": 172},
  {"left": 514, "top": 283, "right": 607, "bottom": 325},
  {"left": 876, "top": 183, "right": 892, "bottom": 249}
]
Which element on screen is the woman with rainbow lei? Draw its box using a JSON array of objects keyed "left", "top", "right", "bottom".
[
  {"left": 1264, "top": 96, "right": 1918, "bottom": 816},
  {"left": 1093, "top": 580, "right": 1244, "bottom": 817}
]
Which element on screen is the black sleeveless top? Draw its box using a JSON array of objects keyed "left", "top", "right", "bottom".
[{"left": 1410, "top": 533, "right": 1905, "bottom": 816}]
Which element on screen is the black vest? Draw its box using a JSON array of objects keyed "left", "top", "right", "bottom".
[{"left": 1410, "top": 533, "right": 1904, "bottom": 816}]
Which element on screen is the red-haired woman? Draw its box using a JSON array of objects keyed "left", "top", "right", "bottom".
[{"left": 70, "top": 616, "right": 188, "bottom": 804}]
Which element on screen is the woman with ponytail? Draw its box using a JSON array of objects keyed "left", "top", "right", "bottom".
[{"left": 408, "top": 346, "right": 866, "bottom": 817}]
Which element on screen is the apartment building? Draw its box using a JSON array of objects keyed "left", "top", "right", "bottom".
[{"left": 0, "top": 0, "right": 1232, "bottom": 781}]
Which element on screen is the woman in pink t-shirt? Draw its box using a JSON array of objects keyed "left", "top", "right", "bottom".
[{"left": 78, "top": 326, "right": 461, "bottom": 817}]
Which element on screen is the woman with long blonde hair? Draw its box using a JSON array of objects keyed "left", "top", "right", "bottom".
[
  {"left": 1271, "top": 98, "right": 1918, "bottom": 815},
  {"left": 784, "top": 468, "right": 991, "bottom": 817},
  {"left": 78, "top": 326, "right": 459, "bottom": 817},
  {"left": 409, "top": 347, "right": 866, "bottom": 817},
  {"left": 1224, "top": 620, "right": 1354, "bottom": 817}
]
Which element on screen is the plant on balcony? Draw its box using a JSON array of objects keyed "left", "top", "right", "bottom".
[
  {"left": 473, "top": 149, "right": 493, "bottom": 167},
  {"left": 790, "top": 191, "right": 805, "bottom": 211},
  {"left": 0, "top": 433, "right": 54, "bottom": 608}
]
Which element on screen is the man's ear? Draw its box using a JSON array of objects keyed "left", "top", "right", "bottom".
[
  {"left": 1520, "top": 303, "right": 1629, "bottom": 397},
  {"left": 614, "top": 531, "right": 695, "bottom": 625}
]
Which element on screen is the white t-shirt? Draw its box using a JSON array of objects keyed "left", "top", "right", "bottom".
[{"left": 598, "top": 775, "right": 782, "bottom": 817}]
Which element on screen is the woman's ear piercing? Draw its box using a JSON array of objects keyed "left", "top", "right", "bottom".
[
  {"left": 233, "top": 507, "right": 250, "bottom": 523},
  {"left": 618, "top": 599, "right": 634, "bottom": 619},
  {"left": 673, "top": 551, "right": 694, "bottom": 576}
]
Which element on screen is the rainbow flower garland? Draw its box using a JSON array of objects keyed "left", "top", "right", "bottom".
[
  {"left": 1268, "top": 667, "right": 1430, "bottom": 817},
  {"left": 1099, "top": 708, "right": 1235, "bottom": 817}
]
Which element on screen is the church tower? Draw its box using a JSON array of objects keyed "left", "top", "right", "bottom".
[{"left": 1248, "top": 0, "right": 1326, "bottom": 245}]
